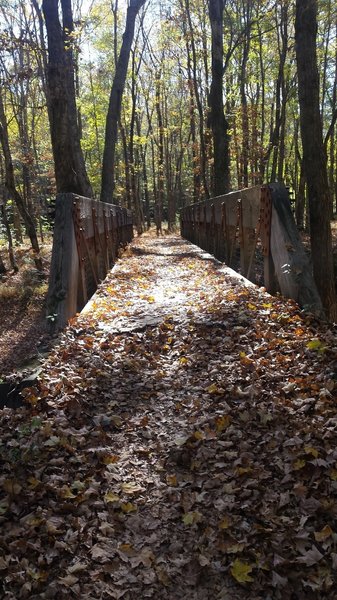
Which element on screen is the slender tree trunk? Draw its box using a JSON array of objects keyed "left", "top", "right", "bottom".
[
  {"left": 1, "top": 203, "right": 18, "bottom": 272},
  {"left": 155, "top": 70, "right": 164, "bottom": 235},
  {"left": 100, "top": 0, "right": 146, "bottom": 203},
  {"left": 0, "top": 89, "right": 42, "bottom": 270},
  {"left": 295, "top": 0, "right": 337, "bottom": 319},
  {"left": 238, "top": 4, "right": 252, "bottom": 189},
  {"left": 184, "top": 0, "right": 209, "bottom": 198},
  {"left": 42, "top": 0, "right": 92, "bottom": 197},
  {"left": 185, "top": 40, "right": 201, "bottom": 201},
  {"left": 208, "top": 0, "right": 230, "bottom": 196}
]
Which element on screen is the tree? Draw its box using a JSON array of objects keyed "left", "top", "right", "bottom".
[
  {"left": 100, "top": 0, "right": 146, "bottom": 204},
  {"left": 295, "top": 0, "right": 337, "bottom": 319},
  {"left": 208, "top": 0, "right": 230, "bottom": 196},
  {"left": 41, "top": 0, "right": 92, "bottom": 197},
  {"left": 0, "top": 87, "right": 42, "bottom": 270}
]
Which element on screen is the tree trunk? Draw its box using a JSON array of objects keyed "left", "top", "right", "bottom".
[
  {"left": 100, "top": 0, "right": 146, "bottom": 203},
  {"left": 155, "top": 70, "right": 164, "bottom": 235},
  {"left": 42, "top": 0, "right": 92, "bottom": 197},
  {"left": 295, "top": 0, "right": 337, "bottom": 320},
  {"left": 1, "top": 203, "right": 18, "bottom": 272},
  {"left": 0, "top": 88, "right": 42, "bottom": 271},
  {"left": 208, "top": 0, "right": 230, "bottom": 196},
  {"left": 184, "top": 0, "right": 209, "bottom": 198}
]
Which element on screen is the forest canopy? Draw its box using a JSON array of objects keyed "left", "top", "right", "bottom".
[{"left": 0, "top": 0, "right": 336, "bottom": 316}]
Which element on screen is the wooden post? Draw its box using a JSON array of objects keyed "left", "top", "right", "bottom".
[
  {"left": 46, "top": 193, "right": 80, "bottom": 330},
  {"left": 268, "top": 183, "right": 323, "bottom": 314},
  {"left": 47, "top": 193, "right": 133, "bottom": 330},
  {"left": 239, "top": 187, "right": 260, "bottom": 279}
]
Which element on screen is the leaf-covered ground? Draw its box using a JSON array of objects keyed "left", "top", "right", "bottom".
[{"left": 1, "top": 233, "right": 337, "bottom": 599}]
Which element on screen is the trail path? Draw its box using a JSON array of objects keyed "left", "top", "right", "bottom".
[{"left": 1, "top": 233, "right": 336, "bottom": 600}]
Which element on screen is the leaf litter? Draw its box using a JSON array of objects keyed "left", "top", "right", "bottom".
[{"left": 0, "top": 232, "right": 337, "bottom": 599}]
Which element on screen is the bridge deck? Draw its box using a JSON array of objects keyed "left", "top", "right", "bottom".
[{"left": 0, "top": 233, "right": 335, "bottom": 599}]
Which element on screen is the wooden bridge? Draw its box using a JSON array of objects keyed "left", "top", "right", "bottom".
[
  {"left": 47, "top": 183, "right": 322, "bottom": 330},
  {"left": 46, "top": 193, "right": 133, "bottom": 329},
  {"left": 181, "top": 182, "right": 322, "bottom": 316}
]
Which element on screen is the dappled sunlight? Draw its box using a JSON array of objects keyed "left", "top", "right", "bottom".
[{"left": 0, "top": 234, "right": 336, "bottom": 599}]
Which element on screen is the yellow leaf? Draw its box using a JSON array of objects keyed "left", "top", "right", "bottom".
[
  {"left": 329, "top": 469, "right": 337, "bottom": 481},
  {"left": 293, "top": 459, "right": 306, "bottom": 470},
  {"left": 182, "top": 511, "right": 203, "bottom": 525},
  {"left": 121, "top": 482, "right": 143, "bottom": 495},
  {"left": 120, "top": 502, "right": 137, "bottom": 513},
  {"left": 104, "top": 491, "right": 120, "bottom": 503},
  {"left": 29, "top": 570, "right": 48, "bottom": 582},
  {"left": 219, "top": 516, "right": 231, "bottom": 530},
  {"left": 102, "top": 454, "right": 120, "bottom": 465},
  {"left": 27, "top": 477, "right": 40, "bottom": 489},
  {"left": 236, "top": 466, "right": 252, "bottom": 476},
  {"left": 110, "top": 415, "right": 123, "bottom": 427},
  {"left": 226, "top": 542, "right": 245, "bottom": 554},
  {"left": 59, "top": 486, "right": 76, "bottom": 499},
  {"left": 304, "top": 446, "right": 319, "bottom": 458},
  {"left": 179, "top": 357, "right": 188, "bottom": 365},
  {"left": 247, "top": 303, "right": 257, "bottom": 310},
  {"left": 230, "top": 559, "right": 254, "bottom": 583},
  {"left": 207, "top": 382, "right": 218, "bottom": 394},
  {"left": 314, "top": 525, "right": 333, "bottom": 542},
  {"left": 306, "top": 339, "right": 326, "bottom": 353},
  {"left": 166, "top": 474, "right": 178, "bottom": 486},
  {"left": 216, "top": 415, "right": 231, "bottom": 432},
  {"left": 207, "top": 383, "right": 224, "bottom": 394},
  {"left": 118, "top": 543, "right": 136, "bottom": 556},
  {"left": 193, "top": 430, "right": 204, "bottom": 440}
]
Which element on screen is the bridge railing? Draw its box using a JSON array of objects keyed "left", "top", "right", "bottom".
[
  {"left": 46, "top": 193, "right": 133, "bottom": 330},
  {"left": 181, "top": 182, "right": 323, "bottom": 315}
]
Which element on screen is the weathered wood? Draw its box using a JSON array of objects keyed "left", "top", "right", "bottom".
[
  {"left": 47, "top": 193, "right": 133, "bottom": 331},
  {"left": 180, "top": 183, "right": 323, "bottom": 314},
  {"left": 269, "top": 183, "right": 323, "bottom": 315},
  {"left": 46, "top": 194, "right": 79, "bottom": 328},
  {"left": 239, "top": 187, "right": 260, "bottom": 278}
]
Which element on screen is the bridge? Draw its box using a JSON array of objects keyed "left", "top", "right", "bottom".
[
  {"left": 47, "top": 182, "right": 322, "bottom": 331},
  {"left": 0, "top": 218, "right": 334, "bottom": 598}
]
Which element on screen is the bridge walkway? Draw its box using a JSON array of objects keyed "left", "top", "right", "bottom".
[{"left": 0, "top": 233, "right": 335, "bottom": 599}]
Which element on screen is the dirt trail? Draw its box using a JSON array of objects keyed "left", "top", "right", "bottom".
[{"left": 0, "top": 233, "right": 336, "bottom": 600}]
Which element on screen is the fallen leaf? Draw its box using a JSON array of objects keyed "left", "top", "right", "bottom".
[
  {"left": 230, "top": 559, "right": 254, "bottom": 583},
  {"left": 120, "top": 502, "right": 137, "bottom": 513},
  {"left": 182, "top": 511, "right": 203, "bottom": 525},
  {"left": 314, "top": 525, "right": 333, "bottom": 542},
  {"left": 104, "top": 491, "right": 120, "bottom": 503},
  {"left": 58, "top": 574, "right": 79, "bottom": 586},
  {"left": 296, "top": 546, "right": 324, "bottom": 566},
  {"left": 121, "top": 482, "right": 144, "bottom": 495}
]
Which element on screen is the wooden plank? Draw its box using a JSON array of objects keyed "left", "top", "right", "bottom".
[
  {"left": 46, "top": 193, "right": 80, "bottom": 330},
  {"left": 269, "top": 183, "right": 323, "bottom": 315},
  {"left": 47, "top": 193, "right": 133, "bottom": 331},
  {"left": 239, "top": 188, "right": 261, "bottom": 279}
]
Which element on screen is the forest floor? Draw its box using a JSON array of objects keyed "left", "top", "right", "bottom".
[
  {"left": 0, "top": 232, "right": 337, "bottom": 599},
  {"left": 0, "top": 238, "right": 53, "bottom": 379},
  {"left": 0, "top": 226, "right": 336, "bottom": 380}
]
